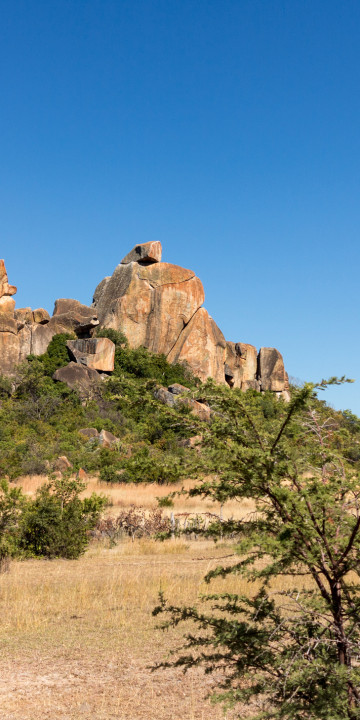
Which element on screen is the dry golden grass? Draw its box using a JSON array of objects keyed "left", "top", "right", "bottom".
[
  {"left": 2, "top": 476, "right": 299, "bottom": 719},
  {"left": 0, "top": 536, "right": 250, "bottom": 720},
  {"left": 16, "top": 474, "right": 255, "bottom": 520}
]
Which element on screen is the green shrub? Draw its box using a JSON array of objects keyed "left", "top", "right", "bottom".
[
  {"left": 28, "top": 333, "right": 75, "bottom": 377},
  {"left": 0, "top": 479, "right": 26, "bottom": 561},
  {"left": 20, "top": 475, "right": 106, "bottom": 558},
  {"left": 121, "top": 447, "right": 182, "bottom": 484},
  {"left": 96, "top": 327, "right": 128, "bottom": 347},
  {"left": 99, "top": 465, "right": 124, "bottom": 483}
]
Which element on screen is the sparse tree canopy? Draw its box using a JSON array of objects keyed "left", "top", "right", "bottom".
[{"left": 154, "top": 378, "right": 360, "bottom": 719}]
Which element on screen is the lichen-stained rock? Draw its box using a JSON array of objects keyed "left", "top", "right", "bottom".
[
  {"left": 225, "top": 342, "right": 258, "bottom": 389},
  {"left": 67, "top": 337, "right": 115, "bottom": 372},
  {"left": 93, "top": 261, "right": 205, "bottom": 356},
  {"left": 121, "top": 241, "right": 162, "bottom": 265},
  {"left": 167, "top": 307, "right": 227, "bottom": 384},
  {"left": 258, "top": 347, "right": 286, "bottom": 392}
]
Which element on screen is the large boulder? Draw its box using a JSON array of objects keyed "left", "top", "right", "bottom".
[
  {"left": 121, "top": 241, "right": 162, "bottom": 265},
  {"left": 93, "top": 257, "right": 204, "bottom": 357},
  {"left": 67, "top": 337, "right": 115, "bottom": 372},
  {"left": 258, "top": 348, "right": 286, "bottom": 392},
  {"left": 0, "top": 323, "right": 31, "bottom": 374},
  {"left": 52, "top": 362, "right": 101, "bottom": 398},
  {"left": 167, "top": 307, "right": 227, "bottom": 384},
  {"left": 32, "top": 308, "right": 50, "bottom": 324},
  {"left": 52, "top": 299, "right": 99, "bottom": 335},
  {"left": 225, "top": 342, "right": 260, "bottom": 390}
]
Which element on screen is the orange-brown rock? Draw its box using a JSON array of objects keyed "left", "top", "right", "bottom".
[
  {"left": 99, "top": 429, "right": 119, "bottom": 448},
  {"left": 67, "top": 337, "right": 115, "bottom": 372},
  {"left": 30, "top": 301, "right": 99, "bottom": 356},
  {"left": 121, "top": 241, "right": 162, "bottom": 264},
  {"left": 225, "top": 342, "right": 259, "bottom": 390},
  {"left": 178, "top": 397, "right": 212, "bottom": 422},
  {"left": 52, "top": 299, "right": 99, "bottom": 334},
  {"left": 258, "top": 347, "right": 286, "bottom": 392},
  {"left": 55, "top": 456, "right": 72, "bottom": 473},
  {"left": 0, "top": 297, "right": 15, "bottom": 315},
  {"left": 154, "top": 384, "right": 211, "bottom": 421},
  {"left": 15, "top": 307, "right": 33, "bottom": 324},
  {"left": 167, "top": 307, "right": 227, "bottom": 384},
  {"left": 0, "top": 260, "right": 16, "bottom": 300},
  {"left": 0, "top": 321, "right": 31, "bottom": 374},
  {"left": 93, "top": 261, "right": 204, "bottom": 356},
  {"left": 32, "top": 308, "right": 50, "bottom": 324}
]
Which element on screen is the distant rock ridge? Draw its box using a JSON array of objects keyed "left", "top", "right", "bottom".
[{"left": 0, "top": 244, "right": 290, "bottom": 399}]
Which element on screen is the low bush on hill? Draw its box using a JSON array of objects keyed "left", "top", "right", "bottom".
[{"left": 0, "top": 475, "right": 106, "bottom": 560}]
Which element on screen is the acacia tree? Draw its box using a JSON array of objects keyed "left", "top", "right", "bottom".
[{"left": 154, "top": 379, "right": 360, "bottom": 719}]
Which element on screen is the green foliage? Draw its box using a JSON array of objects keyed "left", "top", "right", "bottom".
[
  {"left": 154, "top": 378, "right": 360, "bottom": 719},
  {"left": 96, "top": 327, "right": 128, "bottom": 347},
  {"left": 112, "top": 343, "right": 196, "bottom": 387},
  {"left": 120, "top": 446, "right": 183, "bottom": 484},
  {"left": 20, "top": 475, "right": 106, "bottom": 559},
  {"left": 157, "top": 495, "right": 174, "bottom": 508},
  {"left": 0, "top": 479, "right": 26, "bottom": 561},
  {"left": 28, "top": 332, "right": 75, "bottom": 376}
]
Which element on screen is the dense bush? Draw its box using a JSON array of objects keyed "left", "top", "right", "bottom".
[{"left": 19, "top": 476, "right": 106, "bottom": 559}]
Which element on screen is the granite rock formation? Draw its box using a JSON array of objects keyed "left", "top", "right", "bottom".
[
  {"left": 0, "top": 248, "right": 289, "bottom": 399},
  {"left": 92, "top": 242, "right": 289, "bottom": 398}
]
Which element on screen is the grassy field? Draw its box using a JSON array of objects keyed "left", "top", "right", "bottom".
[{"left": 0, "top": 477, "right": 259, "bottom": 720}]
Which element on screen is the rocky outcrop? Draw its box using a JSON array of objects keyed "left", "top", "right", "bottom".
[
  {"left": 91, "top": 242, "right": 289, "bottom": 397},
  {"left": 0, "top": 262, "right": 101, "bottom": 373},
  {"left": 93, "top": 259, "right": 204, "bottom": 356},
  {"left": 0, "top": 248, "right": 290, "bottom": 400},
  {"left": 67, "top": 337, "right": 115, "bottom": 372}
]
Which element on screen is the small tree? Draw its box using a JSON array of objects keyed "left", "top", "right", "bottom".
[
  {"left": 20, "top": 474, "right": 106, "bottom": 559},
  {"left": 154, "top": 380, "right": 360, "bottom": 719}
]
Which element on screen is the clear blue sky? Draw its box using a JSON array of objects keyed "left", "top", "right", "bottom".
[{"left": 1, "top": 0, "right": 359, "bottom": 413}]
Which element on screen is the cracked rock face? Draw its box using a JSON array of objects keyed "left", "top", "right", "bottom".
[{"left": 92, "top": 251, "right": 205, "bottom": 358}]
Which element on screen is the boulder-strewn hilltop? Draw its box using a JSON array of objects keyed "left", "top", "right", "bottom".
[{"left": 0, "top": 242, "right": 289, "bottom": 399}]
